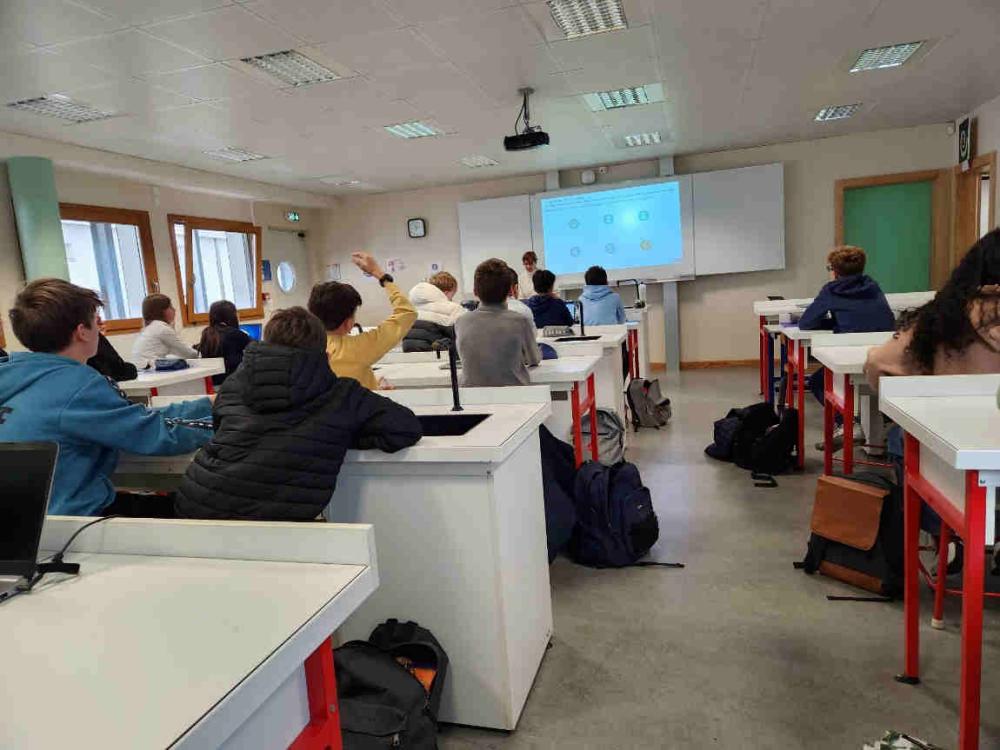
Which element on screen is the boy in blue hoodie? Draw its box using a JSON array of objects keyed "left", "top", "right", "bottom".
[
  {"left": 0, "top": 279, "right": 212, "bottom": 517},
  {"left": 526, "top": 269, "right": 574, "bottom": 329},
  {"left": 579, "top": 266, "right": 626, "bottom": 325}
]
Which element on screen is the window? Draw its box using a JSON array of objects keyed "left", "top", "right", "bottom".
[
  {"left": 59, "top": 204, "right": 159, "bottom": 333},
  {"left": 168, "top": 215, "right": 263, "bottom": 325}
]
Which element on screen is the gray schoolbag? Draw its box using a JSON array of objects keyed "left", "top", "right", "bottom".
[
  {"left": 626, "top": 378, "right": 672, "bottom": 431},
  {"left": 581, "top": 408, "right": 626, "bottom": 465}
]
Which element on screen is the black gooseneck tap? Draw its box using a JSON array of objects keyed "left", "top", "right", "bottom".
[
  {"left": 574, "top": 299, "right": 585, "bottom": 337},
  {"left": 433, "top": 341, "right": 463, "bottom": 412}
]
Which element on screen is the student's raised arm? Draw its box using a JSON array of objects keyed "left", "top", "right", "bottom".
[
  {"left": 350, "top": 385, "right": 423, "bottom": 453},
  {"left": 58, "top": 376, "right": 212, "bottom": 456},
  {"left": 352, "top": 252, "right": 418, "bottom": 361}
]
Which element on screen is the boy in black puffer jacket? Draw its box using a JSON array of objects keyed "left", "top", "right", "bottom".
[{"left": 175, "top": 307, "right": 422, "bottom": 520}]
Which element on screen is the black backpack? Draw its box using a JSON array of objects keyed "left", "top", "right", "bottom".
[
  {"left": 335, "top": 619, "right": 449, "bottom": 749},
  {"left": 747, "top": 408, "right": 798, "bottom": 483},
  {"left": 569, "top": 460, "right": 660, "bottom": 567},
  {"left": 705, "top": 402, "right": 778, "bottom": 464}
]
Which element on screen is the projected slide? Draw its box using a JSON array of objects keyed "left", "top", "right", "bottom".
[{"left": 540, "top": 181, "right": 683, "bottom": 276}]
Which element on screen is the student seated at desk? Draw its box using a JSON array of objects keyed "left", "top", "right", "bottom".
[
  {"left": 175, "top": 307, "right": 422, "bottom": 521},
  {"left": 309, "top": 251, "right": 417, "bottom": 390},
  {"left": 404, "top": 271, "right": 463, "bottom": 352},
  {"left": 526, "top": 270, "right": 574, "bottom": 329},
  {"left": 196, "top": 300, "right": 251, "bottom": 386},
  {"left": 131, "top": 293, "right": 198, "bottom": 367},
  {"left": 456, "top": 258, "right": 542, "bottom": 386},
  {"left": 506, "top": 266, "right": 535, "bottom": 322},
  {"left": 580, "top": 265, "right": 626, "bottom": 325},
  {"left": 88, "top": 331, "right": 137, "bottom": 382},
  {"left": 0, "top": 279, "right": 212, "bottom": 517}
]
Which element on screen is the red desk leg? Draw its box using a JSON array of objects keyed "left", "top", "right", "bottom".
[
  {"left": 289, "top": 637, "right": 342, "bottom": 750},
  {"left": 783, "top": 337, "right": 794, "bottom": 410},
  {"left": 932, "top": 525, "right": 952, "bottom": 629},
  {"left": 204, "top": 376, "right": 215, "bottom": 395},
  {"left": 759, "top": 316, "right": 766, "bottom": 396},
  {"left": 586, "top": 373, "right": 598, "bottom": 462},
  {"left": 571, "top": 382, "right": 584, "bottom": 468},
  {"left": 959, "top": 470, "right": 987, "bottom": 750},
  {"left": 841, "top": 373, "right": 854, "bottom": 476},
  {"left": 150, "top": 387, "right": 159, "bottom": 398},
  {"left": 823, "top": 368, "right": 834, "bottom": 476},
  {"left": 628, "top": 328, "right": 639, "bottom": 379},
  {"left": 900, "top": 433, "right": 921, "bottom": 684}
]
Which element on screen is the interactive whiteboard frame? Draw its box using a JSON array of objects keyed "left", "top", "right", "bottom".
[{"left": 530, "top": 175, "right": 695, "bottom": 287}]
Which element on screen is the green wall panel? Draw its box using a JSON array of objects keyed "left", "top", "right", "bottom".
[{"left": 6, "top": 156, "right": 68, "bottom": 281}]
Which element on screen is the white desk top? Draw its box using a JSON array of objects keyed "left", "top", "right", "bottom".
[
  {"left": 811, "top": 345, "right": 874, "bottom": 375},
  {"left": 537, "top": 330, "right": 627, "bottom": 348},
  {"left": 753, "top": 291, "right": 935, "bottom": 317},
  {"left": 880, "top": 375, "right": 1000, "bottom": 471},
  {"left": 777, "top": 326, "right": 813, "bottom": 342},
  {"left": 376, "top": 356, "right": 599, "bottom": 391},
  {"left": 0, "top": 518, "right": 378, "bottom": 750},
  {"left": 120, "top": 358, "right": 225, "bottom": 393},
  {"left": 808, "top": 331, "right": 893, "bottom": 348}
]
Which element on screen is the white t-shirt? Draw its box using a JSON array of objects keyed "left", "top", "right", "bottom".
[
  {"left": 507, "top": 297, "right": 534, "bottom": 322},
  {"left": 131, "top": 319, "right": 198, "bottom": 367}
]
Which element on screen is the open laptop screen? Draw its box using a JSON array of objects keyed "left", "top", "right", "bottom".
[{"left": 0, "top": 442, "right": 57, "bottom": 578}]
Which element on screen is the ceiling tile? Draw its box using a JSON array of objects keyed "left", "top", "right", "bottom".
[
  {"left": 51, "top": 29, "right": 211, "bottom": 75},
  {"left": 142, "top": 5, "right": 301, "bottom": 62},
  {"left": 241, "top": 0, "right": 404, "bottom": 45},
  {"left": 522, "top": 0, "right": 651, "bottom": 43},
  {"left": 383, "top": 0, "right": 517, "bottom": 25},
  {"left": 548, "top": 25, "right": 656, "bottom": 70},
  {"left": 368, "top": 64, "right": 496, "bottom": 119},
  {"left": 65, "top": 80, "right": 197, "bottom": 114},
  {"left": 418, "top": 6, "right": 547, "bottom": 61},
  {"left": 316, "top": 28, "right": 446, "bottom": 78},
  {"left": 283, "top": 77, "right": 422, "bottom": 128},
  {"left": 150, "top": 63, "right": 279, "bottom": 101},
  {"left": 564, "top": 57, "right": 661, "bottom": 95},
  {"left": 73, "top": 0, "right": 234, "bottom": 26},
  {"left": 0, "top": 49, "right": 112, "bottom": 103},
  {"left": 0, "top": 0, "right": 125, "bottom": 48}
]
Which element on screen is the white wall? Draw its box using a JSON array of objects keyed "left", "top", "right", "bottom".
[
  {"left": 317, "top": 124, "right": 954, "bottom": 364},
  {"left": 962, "top": 91, "right": 1000, "bottom": 221}
]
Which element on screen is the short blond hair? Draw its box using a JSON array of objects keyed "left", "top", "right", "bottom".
[
  {"left": 828, "top": 246, "right": 866, "bottom": 277},
  {"left": 428, "top": 271, "right": 457, "bottom": 293}
]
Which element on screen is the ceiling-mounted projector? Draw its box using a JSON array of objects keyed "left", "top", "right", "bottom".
[{"left": 504, "top": 87, "right": 550, "bottom": 151}]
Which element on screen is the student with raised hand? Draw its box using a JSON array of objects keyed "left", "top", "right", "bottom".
[
  {"left": 0, "top": 279, "right": 212, "bottom": 517},
  {"left": 526, "top": 269, "right": 574, "bottom": 329},
  {"left": 309, "top": 251, "right": 417, "bottom": 390},
  {"left": 175, "top": 306, "right": 422, "bottom": 521},
  {"left": 197, "top": 300, "right": 251, "bottom": 385},
  {"left": 865, "top": 229, "right": 1000, "bottom": 391},
  {"left": 579, "top": 265, "right": 626, "bottom": 325},
  {"left": 131, "top": 292, "right": 198, "bottom": 367},
  {"left": 456, "top": 258, "right": 542, "bottom": 386}
]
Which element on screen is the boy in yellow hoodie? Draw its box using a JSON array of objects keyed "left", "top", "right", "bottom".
[{"left": 308, "top": 252, "right": 416, "bottom": 390}]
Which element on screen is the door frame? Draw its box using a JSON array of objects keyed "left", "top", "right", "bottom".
[
  {"left": 952, "top": 151, "right": 996, "bottom": 270},
  {"left": 834, "top": 168, "right": 952, "bottom": 289}
]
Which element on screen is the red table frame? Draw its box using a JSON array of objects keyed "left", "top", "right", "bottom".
[
  {"left": 758, "top": 315, "right": 767, "bottom": 396},
  {"left": 570, "top": 372, "right": 599, "bottom": 468},
  {"left": 782, "top": 333, "right": 806, "bottom": 469},
  {"left": 899, "top": 433, "right": 989, "bottom": 750},
  {"left": 627, "top": 328, "right": 640, "bottom": 380},
  {"left": 148, "top": 376, "right": 216, "bottom": 398},
  {"left": 289, "top": 637, "right": 343, "bottom": 750}
]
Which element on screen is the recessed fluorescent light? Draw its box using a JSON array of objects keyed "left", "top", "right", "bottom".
[
  {"left": 319, "top": 176, "right": 362, "bottom": 187},
  {"left": 383, "top": 121, "right": 444, "bottom": 139},
  {"left": 814, "top": 103, "right": 862, "bottom": 122},
  {"left": 851, "top": 41, "right": 924, "bottom": 72},
  {"left": 460, "top": 155, "right": 499, "bottom": 168},
  {"left": 7, "top": 94, "right": 115, "bottom": 123},
  {"left": 547, "top": 0, "right": 627, "bottom": 39},
  {"left": 623, "top": 132, "right": 662, "bottom": 147},
  {"left": 583, "top": 83, "right": 664, "bottom": 112},
  {"left": 240, "top": 50, "right": 340, "bottom": 87},
  {"left": 204, "top": 146, "right": 268, "bottom": 163}
]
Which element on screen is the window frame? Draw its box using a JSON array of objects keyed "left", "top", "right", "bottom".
[
  {"left": 167, "top": 214, "right": 264, "bottom": 326},
  {"left": 58, "top": 203, "right": 160, "bottom": 334}
]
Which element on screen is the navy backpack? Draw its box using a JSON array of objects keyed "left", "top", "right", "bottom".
[{"left": 569, "top": 461, "right": 681, "bottom": 569}]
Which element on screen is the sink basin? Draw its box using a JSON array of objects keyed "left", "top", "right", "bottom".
[
  {"left": 554, "top": 335, "right": 601, "bottom": 342},
  {"left": 418, "top": 413, "right": 490, "bottom": 436}
]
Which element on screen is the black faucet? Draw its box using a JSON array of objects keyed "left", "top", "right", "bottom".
[
  {"left": 432, "top": 341, "right": 463, "bottom": 412},
  {"left": 574, "top": 299, "right": 585, "bottom": 337},
  {"left": 617, "top": 278, "right": 645, "bottom": 309}
]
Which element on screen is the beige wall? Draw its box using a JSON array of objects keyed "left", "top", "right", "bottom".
[
  {"left": 964, "top": 92, "right": 1000, "bottom": 222},
  {"left": 317, "top": 123, "right": 955, "bottom": 363},
  {"left": 0, "top": 150, "right": 329, "bottom": 353}
]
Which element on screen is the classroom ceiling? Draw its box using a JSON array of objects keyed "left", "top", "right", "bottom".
[{"left": 1, "top": 0, "right": 999, "bottom": 195}]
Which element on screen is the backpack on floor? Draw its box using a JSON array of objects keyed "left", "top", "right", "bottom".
[
  {"left": 747, "top": 407, "right": 798, "bottom": 484},
  {"left": 335, "top": 619, "right": 449, "bottom": 749},
  {"left": 539, "top": 424, "right": 578, "bottom": 563},
  {"left": 626, "top": 378, "right": 672, "bottom": 431},
  {"left": 800, "top": 473, "right": 903, "bottom": 597},
  {"left": 570, "top": 460, "right": 659, "bottom": 567},
  {"left": 705, "top": 402, "right": 779, "bottom": 465},
  {"left": 581, "top": 407, "right": 626, "bottom": 465}
]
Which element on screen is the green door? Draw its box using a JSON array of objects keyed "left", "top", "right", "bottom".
[{"left": 842, "top": 180, "right": 933, "bottom": 293}]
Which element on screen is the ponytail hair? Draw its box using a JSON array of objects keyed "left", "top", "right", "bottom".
[{"left": 198, "top": 300, "right": 240, "bottom": 357}]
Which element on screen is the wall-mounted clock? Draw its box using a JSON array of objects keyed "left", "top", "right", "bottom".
[{"left": 407, "top": 217, "right": 427, "bottom": 238}]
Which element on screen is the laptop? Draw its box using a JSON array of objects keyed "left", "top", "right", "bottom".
[{"left": 0, "top": 442, "right": 58, "bottom": 599}]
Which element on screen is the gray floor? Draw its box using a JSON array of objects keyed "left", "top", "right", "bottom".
[{"left": 439, "top": 368, "right": 1000, "bottom": 749}]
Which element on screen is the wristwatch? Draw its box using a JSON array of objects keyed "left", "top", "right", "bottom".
[{"left": 378, "top": 273, "right": 394, "bottom": 287}]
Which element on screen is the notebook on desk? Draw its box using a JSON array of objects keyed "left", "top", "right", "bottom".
[{"left": 0, "top": 442, "right": 58, "bottom": 600}]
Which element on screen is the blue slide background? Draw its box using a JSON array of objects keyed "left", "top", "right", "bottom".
[{"left": 540, "top": 181, "right": 683, "bottom": 275}]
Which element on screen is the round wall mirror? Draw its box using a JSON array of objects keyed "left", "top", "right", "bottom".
[{"left": 276, "top": 261, "right": 296, "bottom": 293}]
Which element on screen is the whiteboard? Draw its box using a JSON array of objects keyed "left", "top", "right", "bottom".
[
  {"left": 457, "top": 195, "right": 532, "bottom": 293},
  {"left": 692, "top": 163, "right": 785, "bottom": 276}
]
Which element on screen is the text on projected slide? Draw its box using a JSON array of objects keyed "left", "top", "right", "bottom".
[{"left": 540, "top": 181, "right": 683, "bottom": 275}]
